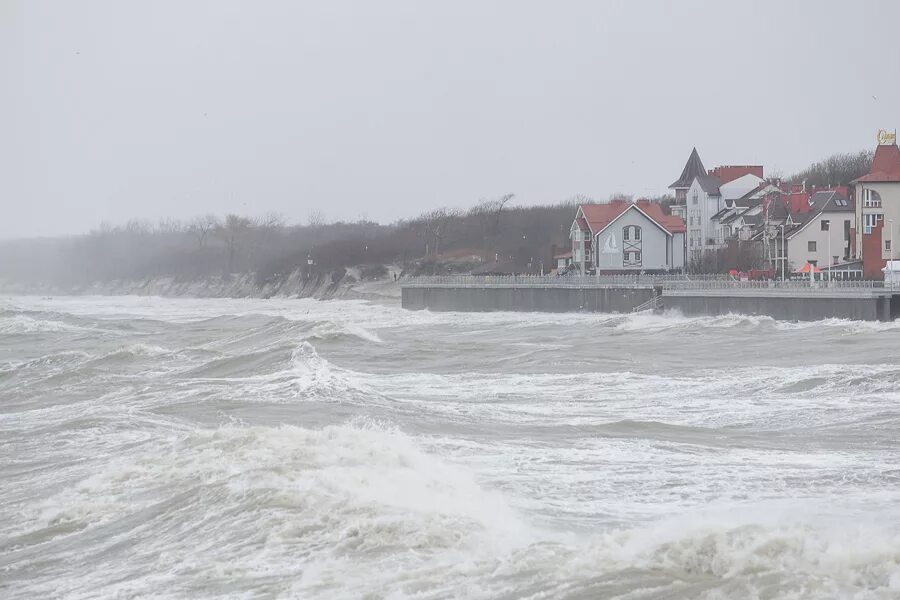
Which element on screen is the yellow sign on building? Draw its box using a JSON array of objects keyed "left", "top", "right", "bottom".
[{"left": 877, "top": 129, "right": 897, "bottom": 145}]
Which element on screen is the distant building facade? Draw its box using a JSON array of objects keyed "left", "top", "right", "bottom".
[
  {"left": 785, "top": 189, "right": 855, "bottom": 269},
  {"left": 669, "top": 148, "right": 764, "bottom": 265},
  {"left": 570, "top": 201, "right": 685, "bottom": 273},
  {"left": 853, "top": 132, "right": 900, "bottom": 279}
]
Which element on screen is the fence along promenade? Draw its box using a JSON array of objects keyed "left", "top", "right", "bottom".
[{"left": 402, "top": 274, "right": 889, "bottom": 295}]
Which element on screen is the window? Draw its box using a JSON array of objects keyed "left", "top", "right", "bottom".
[
  {"left": 821, "top": 220, "right": 830, "bottom": 231},
  {"left": 808, "top": 241, "right": 817, "bottom": 252},
  {"left": 887, "top": 240, "right": 893, "bottom": 251},
  {"left": 864, "top": 213, "right": 884, "bottom": 234},
  {"left": 833, "top": 256, "right": 839, "bottom": 265},
  {"left": 623, "top": 226, "right": 642, "bottom": 267},
  {"left": 692, "top": 192, "right": 698, "bottom": 205},
  {"left": 864, "top": 189, "right": 882, "bottom": 208},
  {"left": 844, "top": 220, "right": 851, "bottom": 241}
]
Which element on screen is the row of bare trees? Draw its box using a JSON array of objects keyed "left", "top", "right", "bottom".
[
  {"left": 788, "top": 150, "right": 873, "bottom": 188},
  {"left": 0, "top": 195, "right": 583, "bottom": 286}
]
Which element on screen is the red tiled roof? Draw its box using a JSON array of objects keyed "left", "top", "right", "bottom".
[
  {"left": 658, "top": 214, "right": 687, "bottom": 233},
  {"left": 854, "top": 144, "right": 900, "bottom": 183},
  {"left": 709, "top": 165, "right": 764, "bottom": 185},
  {"left": 578, "top": 201, "right": 685, "bottom": 235}
]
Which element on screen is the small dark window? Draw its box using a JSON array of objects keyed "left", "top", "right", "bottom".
[
  {"left": 808, "top": 241, "right": 817, "bottom": 252},
  {"left": 634, "top": 227, "right": 641, "bottom": 241},
  {"left": 821, "top": 220, "right": 830, "bottom": 231},
  {"left": 623, "top": 228, "right": 630, "bottom": 241}
]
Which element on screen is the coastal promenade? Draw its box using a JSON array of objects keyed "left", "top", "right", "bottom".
[{"left": 401, "top": 275, "right": 900, "bottom": 321}]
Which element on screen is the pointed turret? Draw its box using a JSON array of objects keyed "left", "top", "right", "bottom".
[{"left": 669, "top": 147, "right": 707, "bottom": 190}]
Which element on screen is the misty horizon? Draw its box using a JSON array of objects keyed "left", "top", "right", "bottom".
[{"left": 4, "top": 0, "right": 900, "bottom": 239}]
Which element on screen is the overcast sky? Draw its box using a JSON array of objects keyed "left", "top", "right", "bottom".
[{"left": 2, "top": 0, "right": 899, "bottom": 239}]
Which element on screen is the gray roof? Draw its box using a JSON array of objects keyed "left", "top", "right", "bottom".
[
  {"left": 696, "top": 174, "right": 721, "bottom": 195},
  {"left": 669, "top": 148, "right": 707, "bottom": 189},
  {"left": 809, "top": 190, "right": 853, "bottom": 212},
  {"left": 721, "top": 210, "right": 748, "bottom": 225}
]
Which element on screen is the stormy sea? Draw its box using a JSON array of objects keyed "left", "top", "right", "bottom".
[{"left": 2, "top": 294, "right": 900, "bottom": 599}]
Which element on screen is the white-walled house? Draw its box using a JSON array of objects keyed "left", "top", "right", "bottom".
[
  {"left": 670, "top": 149, "right": 764, "bottom": 265},
  {"left": 570, "top": 201, "right": 685, "bottom": 273},
  {"left": 684, "top": 175, "right": 724, "bottom": 258},
  {"left": 785, "top": 190, "right": 855, "bottom": 269}
]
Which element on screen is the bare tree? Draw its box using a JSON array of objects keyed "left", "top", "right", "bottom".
[
  {"left": 608, "top": 192, "right": 634, "bottom": 203},
  {"left": 419, "top": 207, "right": 460, "bottom": 257},
  {"left": 259, "top": 211, "right": 286, "bottom": 230},
  {"left": 468, "top": 193, "right": 514, "bottom": 260},
  {"left": 217, "top": 214, "right": 255, "bottom": 272},
  {"left": 307, "top": 209, "right": 327, "bottom": 228},
  {"left": 156, "top": 217, "right": 183, "bottom": 234},
  {"left": 789, "top": 150, "right": 873, "bottom": 188},
  {"left": 189, "top": 214, "right": 221, "bottom": 249}
]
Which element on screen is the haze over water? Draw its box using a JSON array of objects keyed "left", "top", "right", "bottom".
[{"left": 3, "top": 295, "right": 900, "bottom": 598}]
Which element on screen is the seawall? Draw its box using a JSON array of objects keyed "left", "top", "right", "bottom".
[
  {"left": 663, "top": 290, "right": 896, "bottom": 322},
  {"left": 402, "top": 282, "right": 900, "bottom": 321},
  {"left": 402, "top": 286, "right": 656, "bottom": 313}
]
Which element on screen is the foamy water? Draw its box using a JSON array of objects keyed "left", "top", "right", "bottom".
[{"left": 2, "top": 295, "right": 900, "bottom": 599}]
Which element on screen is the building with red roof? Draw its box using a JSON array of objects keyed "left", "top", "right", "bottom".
[
  {"left": 669, "top": 148, "right": 764, "bottom": 266},
  {"left": 569, "top": 200, "right": 685, "bottom": 273},
  {"left": 853, "top": 134, "right": 900, "bottom": 278}
]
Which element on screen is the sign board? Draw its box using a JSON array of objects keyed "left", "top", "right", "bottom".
[{"left": 877, "top": 129, "right": 897, "bottom": 145}]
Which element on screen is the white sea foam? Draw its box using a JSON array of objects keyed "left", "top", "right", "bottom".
[{"left": 4, "top": 294, "right": 900, "bottom": 599}]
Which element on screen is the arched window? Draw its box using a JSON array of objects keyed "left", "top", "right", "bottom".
[{"left": 623, "top": 226, "right": 642, "bottom": 267}]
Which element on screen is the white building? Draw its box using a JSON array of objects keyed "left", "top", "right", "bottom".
[
  {"left": 852, "top": 134, "right": 900, "bottom": 278},
  {"left": 570, "top": 201, "right": 685, "bottom": 273},
  {"left": 669, "top": 149, "right": 764, "bottom": 266}
]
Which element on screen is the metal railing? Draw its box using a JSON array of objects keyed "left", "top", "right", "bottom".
[
  {"left": 402, "top": 274, "right": 891, "bottom": 295},
  {"left": 662, "top": 279, "right": 888, "bottom": 297},
  {"left": 402, "top": 274, "right": 732, "bottom": 289}
]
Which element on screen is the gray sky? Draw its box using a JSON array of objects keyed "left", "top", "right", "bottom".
[{"left": 3, "top": 0, "right": 899, "bottom": 239}]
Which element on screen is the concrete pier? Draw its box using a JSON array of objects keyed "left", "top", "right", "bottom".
[
  {"left": 662, "top": 289, "right": 895, "bottom": 322},
  {"left": 402, "top": 285, "right": 656, "bottom": 313},
  {"left": 401, "top": 276, "right": 900, "bottom": 321}
]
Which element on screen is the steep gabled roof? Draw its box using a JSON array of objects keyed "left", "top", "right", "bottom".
[
  {"left": 669, "top": 147, "right": 707, "bottom": 189},
  {"left": 854, "top": 144, "right": 900, "bottom": 183}
]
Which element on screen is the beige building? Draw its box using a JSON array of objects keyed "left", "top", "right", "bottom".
[
  {"left": 852, "top": 134, "right": 900, "bottom": 278},
  {"left": 785, "top": 190, "right": 854, "bottom": 270}
]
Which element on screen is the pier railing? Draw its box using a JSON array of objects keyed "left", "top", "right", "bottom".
[
  {"left": 402, "top": 275, "right": 889, "bottom": 294},
  {"left": 402, "top": 274, "right": 727, "bottom": 289}
]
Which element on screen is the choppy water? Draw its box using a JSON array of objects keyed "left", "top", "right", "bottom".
[{"left": 2, "top": 295, "right": 900, "bottom": 599}]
